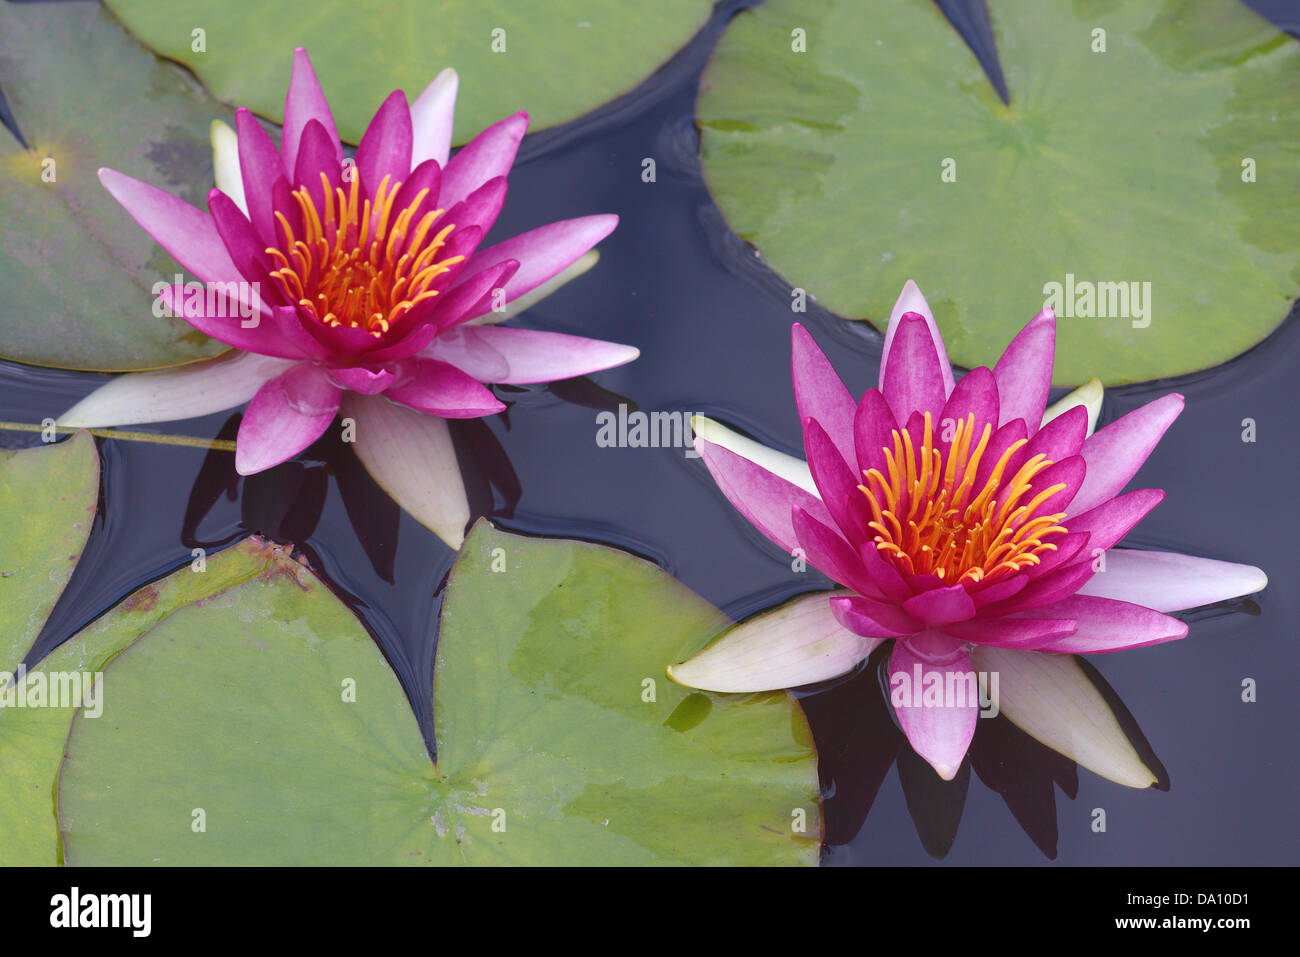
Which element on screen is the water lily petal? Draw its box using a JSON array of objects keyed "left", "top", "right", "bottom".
[
  {"left": 424, "top": 326, "right": 638, "bottom": 385},
  {"left": 791, "top": 324, "right": 856, "bottom": 466},
  {"left": 1042, "top": 378, "right": 1104, "bottom": 437},
  {"left": 668, "top": 591, "right": 879, "bottom": 692},
  {"left": 97, "top": 169, "right": 242, "bottom": 285},
  {"left": 236, "top": 363, "right": 341, "bottom": 474},
  {"left": 293, "top": 119, "right": 343, "bottom": 209},
  {"left": 690, "top": 416, "right": 817, "bottom": 496},
  {"left": 979, "top": 561, "right": 1096, "bottom": 616},
  {"left": 970, "top": 646, "right": 1157, "bottom": 788},
  {"left": 327, "top": 366, "right": 396, "bottom": 394},
  {"left": 440, "top": 110, "right": 528, "bottom": 210},
  {"left": 1065, "top": 489, "right": 1164, "bottom": 554},
  {"left": 859, "top": 541, "right": 914, "bottom": 602},
  {"left": 1076, "top": 549, "right": 1268, "bottom": 612},
  {"left": 972, "top": 418, "right": 1028, "bottom": 493},
  {"left": 155, "top": 284, "right": 315, "bottom": 359},
  {"left": 210, "top": 119, "right": 248, "bottom": 216},
  {"left": 342, "top": 393, "right": 469, "bottom": 548},
  {"left": 59, "top": 352, "right": 293, "bottom": 427},
  {"left": 939, "top": 366, "right": 1000, "bottom": 448},
  {"left": 792, "top": 506, "right": 885, "bottom": 600},
  {"left": 356, "top": 90, "right": 414, "bottom": 202},
  {"left": 410, "top": 67, "right": 458, "bottom": 168},
  {"left": 694, "top": 435, "right": 832, "bottom": 555},
  {"left": 890, "top": 634, "right": 978, "bottom": 780},
  {"left": 463, "top": 249, "right": 600, "bottom": 326},
  {"left": 1024, "top": 453, "right": 1086, "bottom": 515},
  {"left": 385, "top": 359, "right": 506, "bottom": 417},
  {"left": 442, "top": 175, "right": 508, "bottom": 240},
  {"left": 1023, "top": 403, "right": 1087, "bottom": 463},
  {"left": 853, "top": 387, "right": 897, "bottom": 476},
  {"left": 1071, "top": 393, "right": 1184, "bottom": 514},
  {"left": 455, "top": 215, "right": 618, "bottom": 306},
  {"left": 881, "top": 313, "right": 947, "bottom": 426},
  {"left": 803, "top": 417, "right": 870, "bottom": 548},
  {"left": 943, "top": 615, "right": 1078, "bottom": 649},
  {"left": 879, "top": 280, "right": 955, "bottom": 398},
  {"left": 829, "top": 594, "right": 920, "bottom": 639},
  {"left": 993, "top": 308, "right": 1055, "bottom": 433},
  {"left": 902, "top": 583, "right": 977, "bottom": 626},
  {"left": 281, "top": 47, "right": 342, "bottom": 176},
  {"left": 1026, "top": 595, "right": 1187, "bottom": 653},
  {"left": 236, "top": 107, "right": 285, "bottom": 244}
]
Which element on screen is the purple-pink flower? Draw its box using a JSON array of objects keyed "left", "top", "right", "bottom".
[
  {"left": 62, "top": 49, "right": 637, "bottom": 546},
  {"left": 671, "top": 281, "right": 1267, "bottom": 783}
]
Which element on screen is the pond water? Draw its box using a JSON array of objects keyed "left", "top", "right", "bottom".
[{"left": 1, "top": 0, "right": 1294, "bottom": 865}]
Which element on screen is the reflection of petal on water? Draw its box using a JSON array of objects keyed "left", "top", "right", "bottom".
[
  {"left": 181, "top": 413, "right": 243, "bottom": 550},
  {"left": 794, "top": 645, "right": 900, "bottom": 850},
  {"left": 453, "top": 418, "right": 522, "bottom": 526},
  {"left": 971, "top": 713, "right": 1079, "bottom": 859},
  {"left": 897, "top": 744, "right": 970, "bottom": 860}
]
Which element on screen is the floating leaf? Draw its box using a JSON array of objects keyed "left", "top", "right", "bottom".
[
  {"left": 698, "top": 0, "right": 1300, "bottom": 384},
  {"left": 56, "top": 523, "right": 820, "bottom": 865},
  {"left": 0, "top": 1, "right": 228, "bottom": 371},
  {"left": 103, "top": 0, "right": 713, "bottom": 144}
]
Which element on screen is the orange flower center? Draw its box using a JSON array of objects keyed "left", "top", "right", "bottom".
[
  {"left": 859, "top": 412, "right": 1069, "bottom": 584},
  {"left": 266, "top": 172, "right": 463, "bottom": 335}
]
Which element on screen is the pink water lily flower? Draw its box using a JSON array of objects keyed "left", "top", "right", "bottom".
[
  {"left": 671, "top": 281, "right": 1267, "bottom": 784},
  {"left": 60, "top": 49, "right": 637, "bottom": 547}
]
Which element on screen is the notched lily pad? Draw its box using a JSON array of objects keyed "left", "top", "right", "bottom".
[
  {"left": 698, "top": 0, "right": 1300, "bottom": 384},
  {"left": 54, "top": 522, "right": 820, "bottom": 865},
  {"left": 104, "top": 0, "right": 714, "bottom": 144},
  {"left": 0, "top": 1, "right": 229, "bottom": 371}
]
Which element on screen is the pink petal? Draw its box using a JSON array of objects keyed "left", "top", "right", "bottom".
[
  {"left": 694, "top": 435, "right": 835, "bottom": 555},
  {"left": 668, "top": 591, "right": 881, "bottom": 693},
  {"left": 881, "top": 313, "right": 947, "bottom": 427},
  {"left": 791, "top": 506, "right": 885, "bottom": 600},
  {"left": 385, "top": 359, "right": 505, "bottom": 417},
  {"left": 425, "top": 259, "right": 521, "bottom": 335},
  {"left": 879, "top": 280, "right": 955, "bottom": 398},
  {"left": 993, "top": 308, "right": 1055, "bottom": 433},
  {"left": 410, "top": 68, "right": 458, "bottom": 168},
  {"left": 157, "top": 285, "right": 321, "bottom": 360},
  {"left": 942, "top": 615, "right": 1078, "bottom": 649},
  {"left": 901, "top": 583, "right": 977, "bottom": 626},
  {"left": 802, "top": 417, "right": 870, "bottom": 548},
  {"left": 791, "top": 323, "right": 857, "bottom": 466},
  {"left": 423, "top": 326, "right": 638, "bottom": 385},
  {"left": 1023, "top": 453, "right": 1086, "bottom": 516},
  {"left": 454, "top": 215, "right": 618, "bottom": 305},
  {"left": 440, "top": 110, "right": 528, "bottom": 210},
  {"left": 1071, "top": 393, "right": 1184, "bottom": 514},
  {"left": 1022, "top": 403, "right": 1088, "bottom": 463},
  {"left": 829, "top": 594, "right": 920, "bottom": 639},
  {"left": 980, "top": 562, "right": 1096, "bottom": 616},
  {"left": 1064, "top": 489, "right": 1163, "bottom": 553},
  {"left": 355, "top": 90, "right": 414, "bottom": 201},
  {"left": 98, "top": 169, "right": 241, "bottom": 285},
  {"left": 236, "top": 364, "right": 342, "bottom": 474},
  {"left": 972, "top": 418, "right": 1027, "bottom": 494},
  {"left": 939, "top": 366, "right": 999, "bottom": 450},
  {"left": 889, "top": 632, "right": 978, "bottom": 780},
  {"left": 236, "top": 108, "right": 285, "bottom": 244},
  {"left": 859, "top": 542, "right": 914, "bottom": 602},
  {"left": 1026, "top": 595, "right": 1187, "bottom": 653},
  {"left": 292, "top": 119, "right": 343, "bottom": 211},
  {"left": 281, "top": 48, "right": 342, "bottom": 177},
  {"left": 854, "top": 387, "right": 897, "bottom": 477},
  {"left": 1076, "top": 549, "right": 1268, "bottom": 612},
  {"left": 443, "top": 175, "right": 508, "bottom": 240},
  {"left": 327, "top": 366, "right": 396, "bottom": 394}
]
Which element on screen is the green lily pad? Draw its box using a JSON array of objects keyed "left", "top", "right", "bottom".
[
  {"left": 103, "top": 0, "right": 713, "bottom": 145},
  {"left": 697, "top": 0, "right": 1300, "bottom": 384},
  {"left": 57, "top": 522, "right": 820, "bottom": 865},
  {"left": 0, "top": 1, "right": 228, "bottom": 371}
]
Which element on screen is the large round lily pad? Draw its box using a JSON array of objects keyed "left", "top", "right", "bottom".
[
  {"left": 57, "top": 523, "right": 820, "bottom": 865},
  {"left": 0, "top": 1, "right": 228, "bottom": 371},
  {"left": 104, "top": 0, "right": 713, "bottom": 144},
  {"left": 697, "top": 0, "right": 1300, "bottom": 384}
]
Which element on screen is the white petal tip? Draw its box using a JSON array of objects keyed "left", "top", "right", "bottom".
[{"left": 931, "top": 762, "right": 959, "bottom": 781}]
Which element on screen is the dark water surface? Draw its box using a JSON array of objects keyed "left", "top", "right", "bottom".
[{"left": 2, "top": 0, "right": 1295, "bottom": 865}]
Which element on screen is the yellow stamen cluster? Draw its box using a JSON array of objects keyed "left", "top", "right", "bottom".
[
  {"left": 266, "top": 172, "right": 463, "bottom": 335},
  {"left": 859, "top": 411, "right": 1069, "bottom": 584}
]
